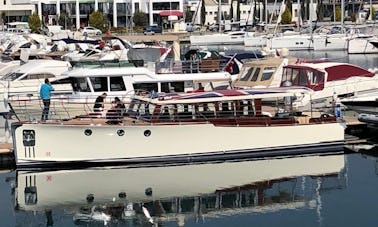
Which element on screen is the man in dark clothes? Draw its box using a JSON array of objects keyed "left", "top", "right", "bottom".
[{"left": 93, "top": 93, "right": 107, "bottom": 112}]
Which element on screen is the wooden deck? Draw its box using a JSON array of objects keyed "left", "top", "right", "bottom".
[{"left": 0, "top": 143, "right": 12, "bottom": 154}]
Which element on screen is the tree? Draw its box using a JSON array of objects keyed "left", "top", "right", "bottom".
[
  {"left": 335, "top": 6, "right": 341, "bottom": 22},
  {"left": 89, "top": 11, "right": 108, "bottom": 31},
  {"left": 316, "top": 0, "right": 324, "bottom": 21},
  {"left": 1, "top": 12, "right": 5, "bottom": 24},
  {"left": 370, "top": 6, "right": 376, "bottom": 20},
  {"left": 185, "top": 9, "right": 193, "bottom": 22},
  {"left": 236, "top": 0, "right": 240, "bottom": 21},
  {"left": 58, "top": 13, "right": 72, "bottom": 29},
  {"left": 28, "top": 13, "right": 41, "bottom": 32},
  {"left": 200, "top": 0, "right": 206, "bottom": 25},
  {"left": 132, "top": 11, "right": 148, "bottom": 27},
  {"left": 229, "top": 1, "right": 234, "bottom": 21},
  {"left": 281, "top": 7, "right": 292, "bottom": 24}
]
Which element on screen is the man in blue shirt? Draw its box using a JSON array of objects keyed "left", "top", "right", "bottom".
[{"left": 40, "top": 78, "right": 54, "bottom": 121}]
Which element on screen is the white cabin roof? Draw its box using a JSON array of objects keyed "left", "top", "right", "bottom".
[
  {"left": 63, "top": 66, "right": 233, "bottom": 82},
  {"left": 136, "top": 87, "right": 311, "bottom": 105}
]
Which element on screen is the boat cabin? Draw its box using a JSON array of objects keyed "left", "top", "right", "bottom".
[
  {"left": 281, "top": 62, "right": 375, "bottom": 91},
  {"left": 125, "top": 88, "right": 332, "bottom": 125},
  {"left": 232, "top": 57, "right": 297, "bottom": 88},
  {"left": 55, "top": 64, "right": 233, "bottom": 103}
]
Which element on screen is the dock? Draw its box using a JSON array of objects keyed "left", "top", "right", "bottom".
[{"left": 0, "top": 143, "right": 15, "bottom": 169}]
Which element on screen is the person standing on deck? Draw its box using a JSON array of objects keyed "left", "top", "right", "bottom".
[
  {"left": 93, "top": 93, "right": 107, "bottom": 112},
  {"left": 39, "top": 78, "right": 54, "bottom": 121}
]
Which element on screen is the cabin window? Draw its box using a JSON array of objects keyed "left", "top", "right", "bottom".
[
  {"left": 218, "top": 101, "right": 233, "bottom": 116},
  {"left": 161, "top": 82, "right": 185, "bottom": 93},
  {"left": 240, "top": 67, "right": 254, "bottom": 81},
  {"left": 133, "top": 83, "right": 158, "bottom": 93},
  {"left": 72, "top": 78, "right": 90, "bottom": 92},
  {"left": 109, "top": 76, "right": 126, "bottom": 91},
  {"left": 298, "top": 70, "right": 308, "bottom": 86},
  {"left": 127, "top": 100, "right": 155, "bottom": 119},
  {"left": 177, "top": 104, "right": 194, "bottom": 119},
  {"left": 158, "top": 104, "right": 175, "bottom": 121},
  {"left": 24, "top": 73, "right": 55, "bottom": 80},
  {"left": 198, "top": 102, "right": 216, "bottom": 119},
  {"left": 308, "top": 71, "right": 324, "bottom": 85},
  {"left": 250, "top": 68, "right": 260, "bottom": 81},
  {"left": 3, "top": 72, "right": 23, "bottom": 80},
  {"left": 282, "top": 68, "right": 290, "bottom": 82},
  {"left": 261, "top": 67, "right": 276, "bottom": 81},
  {"left": 90, "top": 77, "right": 108, "bottom": 92},
  {"left": 238, "top": 100, "right": 255, "bottom": 115}
]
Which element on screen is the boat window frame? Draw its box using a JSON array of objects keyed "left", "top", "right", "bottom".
[
  {"left": 250, "top": 67, "right": 261, "bottom": 82},
  {"left": 89, "top": 76, "right": 108, "bottom": 92},
  {"left": 240, "top": 67, "right": 254, "bottom": 81},
  {"left": 71, "top": 77, "right": 91, "bottom": 92},
  {"left": 23, "top": 73, "right": 56, "bottom": 80},
  {"left": 2, "top": 72, "right": 24, "bottom": 80},
  {"left": 109, "top": 76, "right": 126, "bottom": 92},
  {"left": 261, "top": 66, "right": 277, "bottom": 81}
]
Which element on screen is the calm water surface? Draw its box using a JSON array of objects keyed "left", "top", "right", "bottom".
[
  {"left": 1, "top": 50, "right": 378, "bottom": 226},
  {"left": 1, "top": 151, "right": 378, "bottom": 226}
]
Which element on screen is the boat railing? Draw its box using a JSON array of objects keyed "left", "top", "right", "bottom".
[
  {"left": 156, "top": 58, "right": 230, "bottom": 74},
  {"left": 7, "top": 93, "right": 338, "bottom": 126}
]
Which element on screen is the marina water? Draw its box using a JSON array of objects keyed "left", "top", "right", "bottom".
[{"left": 1, "top": 50, "right": 378, "bottom": 226}]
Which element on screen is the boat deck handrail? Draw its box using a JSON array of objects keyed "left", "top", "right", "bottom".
[{"left": 8, "top": 94, "right": 338, "bottom": 126}]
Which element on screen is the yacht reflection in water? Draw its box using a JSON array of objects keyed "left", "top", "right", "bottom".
[{"left": 13, "top": 154, "right": 346, "bottom": 226}]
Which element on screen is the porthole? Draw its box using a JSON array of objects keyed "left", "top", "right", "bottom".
[
  {"left": 119, "top": 192, "right": 126, "bottom": 198},
  {"left": 117, "top": 129, "right": 125, "bottom": 136},
  {"left": 84, "top": 129, "right": 92, "bottom": 136},
  {"left": 86, "top": 193, "right": 94, "bottom": 203},
  {"left": 144, "top": 130, "right": 151, "bottom": 137}
]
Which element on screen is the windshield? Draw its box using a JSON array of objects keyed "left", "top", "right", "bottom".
[{"left": 2, "top": 72, "right": 24, "bottom": 81}]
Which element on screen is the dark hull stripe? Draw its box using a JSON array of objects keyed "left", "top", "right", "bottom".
[{"left": 16, "top": 141, "right": 345, "bottom": 170}]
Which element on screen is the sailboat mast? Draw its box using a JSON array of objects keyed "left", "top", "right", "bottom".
[
  {"left": 341, "top": 0, "right": 344, "bottom": 27},
  {"left": 297, "top": 0, "right": 301, "bottom": 31},
  {"left": 218, "top": 0, "right": 222, "bottom": 32}
]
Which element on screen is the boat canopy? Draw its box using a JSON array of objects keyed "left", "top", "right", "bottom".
[{"left": 134, "top": 88, "right": 310, "bottom": 105}]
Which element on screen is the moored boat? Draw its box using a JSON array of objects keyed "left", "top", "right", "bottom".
[
  {"left": 190, "top": 31, "right": 252, "bottom": 46},
  {"left": 11, "top": 88, "right": 345, "bottom": 168},
  {"left": 233, "top": 57, "right": 378, "bottom": 111},
  {"left": 341, "top": 92, "right": 378, "bottom": 126}
]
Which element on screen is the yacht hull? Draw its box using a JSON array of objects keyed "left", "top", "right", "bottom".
[{"left": 13, "top": 121, "right": 345, "bottom": 168}]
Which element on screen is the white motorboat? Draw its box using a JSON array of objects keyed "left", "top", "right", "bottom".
[
  {"left": 0, "top": 59, "right": 72, "bottom": 115},
  {"left": 312, "top": 33, "right": 349, "bottom": 51},
  {"left": 11, "top": 88, "right": 345, "bottom": 168},
  {"left": 266, "top": 32, "right": 313, "bottom": 51},
  {"left": 341, "top": 91, "right": 378, "bottom": 125},
  {"left": 243, "top": 33, "right": 268, "bottom": 47},
  {"left": 347, "top": 35, "right": 378, "bottom": 54},
  {"left": 281, "top": 61, "right": 378, "bottom": 110},
  {"left": 311, "top": 25, "right": 356, "bottom": 51},
  {"left": 233, "top": 57, "right": 378, "bottom": 110},
  {"left": 190, "top": 31, "right": 252, "bottom": 46},
  {"left": 8, "top": 60, "right": 235, "bottom": 121}
]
